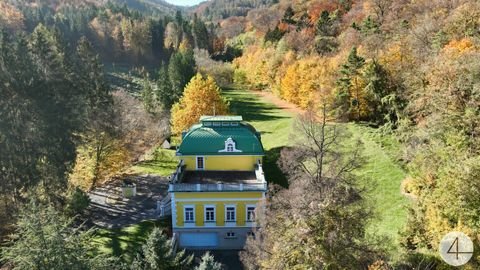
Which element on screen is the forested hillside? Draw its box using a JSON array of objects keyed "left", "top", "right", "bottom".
[
  {"left": 0, "top": 0, "right": 479, "bottom": 269},
  {"left": 204, "top": 0, "right": 480, "bottom": 268}
]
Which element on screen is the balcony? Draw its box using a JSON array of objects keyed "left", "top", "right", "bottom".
[{"left": 168, "top": 161, "right": 267, "bottom": 192}]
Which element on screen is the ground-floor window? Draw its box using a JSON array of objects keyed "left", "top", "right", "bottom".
[
  {"left": 205, "top": 206, "right": 215, "bottom": 222},
  {"left": 246, "top": 206, "right": 256, "bottom": 222},
  {"left": 196, "top": 156, "right": 204, "bottom": 170},
  {"left": 226, "top": 232, "right": 236, "bottom": 238},
  {"left": 226, "top": 206, "right": 236, "bottom": 222},
  {"left": 184, "top": 206, "right": 194, "bottom": 223}
]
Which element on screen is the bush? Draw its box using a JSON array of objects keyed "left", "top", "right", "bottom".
[{"left": 65, "top": 187, "right": 90, "bottom": 216}]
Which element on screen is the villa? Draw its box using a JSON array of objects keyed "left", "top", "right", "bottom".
[{"left": 168, "top": 116, "right": 267, "bottom": 249}]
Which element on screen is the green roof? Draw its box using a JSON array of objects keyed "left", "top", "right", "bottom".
[
  {"left": 177, "top": 116, "right": 264, "bottom": 156},
  {"left": 200, "top": 115, "right": 243, "bottom": 122}
]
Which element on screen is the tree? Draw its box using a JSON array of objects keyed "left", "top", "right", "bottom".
[
  {"left": 241, "top": 110, "right": 382, "bottom": 269},
  {"left": 156, "top": 63, "right": 174, "bottom": 109},
  {"left": 335, "top": 47, "right": 366, "bottom": 120},
  {"left": 1, "top": 201, "right": 120, "bottom": 270},
  {"left": 192, "top": 14, "right": 210, "bottom": 50},
  {"left": 282, "top": 6, "right": 295, "bottom": 25},
  {"left": 171, "top": 74, "right": 229, "bottom": 134},
  {"left": 131, "top": 228, "right": 193, "bottom": 270},
  {"left": 168, "top": 49, "right": 196, "bottom": 106},
  {"left": 141, "top": 74, "right": 156, "bottom": 113},
  {"left": 195, "top": 252, "right": 223, "bottom": 270}
]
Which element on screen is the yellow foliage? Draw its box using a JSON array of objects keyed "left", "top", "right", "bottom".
[
  {"left": 70, "top": 136, "right": 129, "bottom": 190},
  {"left": 443, "top": 38, "right": 477, "bottom": 56},
  {"left": 171, "top": 74, "right": 229, "bottom": 134},
  {"left": 233, "top": 45, "right": 276, "bottom": 89},
  {"left": 280, "top": 56, "right": 336, "bottom": 109}
]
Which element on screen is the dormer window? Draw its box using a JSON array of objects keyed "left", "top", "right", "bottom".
[{"left": 219, "top": 137, "right": 242, "bottom": 153}]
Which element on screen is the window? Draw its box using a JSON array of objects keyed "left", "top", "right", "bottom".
[
  {"left": 226, "top": 144, "right": 234, "bottom": 152},
  {"left": 226, "top": 232, "right": 236, "bottom": 238},
  {"left": 184, "top": 207, "right": 194, "bottom": 223},
  {"left": 226, "top": 206, "right": 236, "bottom": 222},
  {"left": 230, "top": 122, "right": 239, "bottom": 126},
  {"left": 196, "top": 156, "right": 204, "bottom": 170},
  {"left": 204, "top": 122, "right": 212, "bottom": 127},
  {"left": 247, "top": 206, "right": 256, "bottom": 222},
  {"left": 205, "top": 206, "right": 215, "bottom": 222},
  {"left": 213, "top": 122, "right": 221, "bottom": 126},
  {"left": 222, "top": 122, "right": 230, "bottom": 126}
]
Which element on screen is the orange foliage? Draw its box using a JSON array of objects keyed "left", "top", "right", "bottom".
[
  {"left": 443, "top": 38, "right": 477, "bottom": 56},
  {"left": 0, "top": 3, "right": 24, "bottom": 31}
]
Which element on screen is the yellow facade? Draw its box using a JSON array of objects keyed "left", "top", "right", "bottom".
[
  {"left": 180, "top": 155, "right": 263, "bottom": 171},
  {"left": 174, "top": 192, "right": 263, "bottom": 227}
]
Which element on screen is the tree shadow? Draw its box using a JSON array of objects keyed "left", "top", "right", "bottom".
[
  {"left": 263, "top": 147, "right": 288, "bottom": 188},
  {"left": 224, "top": 89, "right": 288, "bottom": 122}
]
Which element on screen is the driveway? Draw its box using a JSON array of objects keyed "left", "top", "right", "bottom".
[{"left": 87, "top": 174, "right": 169, "bottom": 228}]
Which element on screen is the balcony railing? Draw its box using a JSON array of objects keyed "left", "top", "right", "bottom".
[{"left": 168, "top": 182, "right": 267, "bottom": 192}]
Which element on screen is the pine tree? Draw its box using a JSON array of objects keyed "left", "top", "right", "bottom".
[
  {"left": 168, "top": 49, "right": 196, "bottom": 105},
  {"left": 192, "top": 14, "right": 210, "bottom": 50},
  {"left": 195, "top": 252, "right": 223, "bottom": 270},
  {"left": 156, "top": 63, "right": 174, "bottom": 109},
  {"left": 1, "top": 201, "right": 120, "bottom": 270},
  {"left": 131, "top": 227, "right": 193, "bottom": 270},
  {"left": 335, "top": 47, "right": 365, "bottom": 120},
  {"left": 282, "top": 6, "right": 295, "bottom": 25},
  {"left": 141, "top": 74, "right": 155, "bottom": 113}
]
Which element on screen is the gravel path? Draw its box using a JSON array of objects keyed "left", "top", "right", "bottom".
[{"left": 87, "top": 174, "right": 169, "bottom": 229}]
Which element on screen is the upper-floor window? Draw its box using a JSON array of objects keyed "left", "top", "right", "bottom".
[
  {"left": 218, "top": 137, "right": 242, "bottom": 153},
  {"left": 247, "top": 206, "right": 256, "bottom": 222},
  {"left": 226, "top": 206, "right": 236, "bottom": 222},
  {"left": 184, "top": 207, "right": 194, "bottom": 223},
  {"left": 196, "top": 156, "right": 204, "bottom": 170},
  {"left": 205, "top": 206, "right": 215, "bottom": 222}
]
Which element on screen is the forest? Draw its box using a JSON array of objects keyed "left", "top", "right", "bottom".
[{"left": 1, "top": 0, "right": 479, "bottom": 269}]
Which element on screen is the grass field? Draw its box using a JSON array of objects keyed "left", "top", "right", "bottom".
[
  {"left": 224, "top": 86, "right": 409, "bottom": 256},
  {"left": 93, "top": 219, "right": 171, "bottom": 263},
  {"left": 94, "top": 84, "right": 408, "bottom": 261}
]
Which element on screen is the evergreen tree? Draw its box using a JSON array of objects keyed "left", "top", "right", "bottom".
[
  {"left": 156, "top": 63, "right": 174, "bottom": 109},
  {"left": 131, "top": 227, "right": 193, "bottom": 270},
  {"left": 141, "top": 74, "right": 155, "bottom": 113},
  {"left": 192, "top": 14, "right": 210, "bottom": 50},
  {"left": 282, "top": 6, "right": 295, "bottom": 25},
  {"left": 168, "top": 49, "right": 196, "bottom": 106},
  {"left": 1, "top": 201, "right": 121, "bottom": 270},
  {"left": 264, "top": 25, "right": 284, "bottom": 43},
  {"left": 195, "top": 252, "right": 223, "bottom": 270},
  {"left": 335, "top": 47, "right": 365, "bottom": 120}
]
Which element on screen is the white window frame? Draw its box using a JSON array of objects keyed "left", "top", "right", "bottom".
[
  {"left": 225, "top": 231, "right": 236, "bottom": 239},
  {"left": 204, "top": 205, "right": 216, "bottom": 223},
  {"left": 184, "top": 205, "right": 195, "bottom": 225},
  {"left": 196, "top": 156, "right": 205, "bottom": 170},
  {"left": 246, "top": 205, "right": 256, "bottom": 222},
  {"left": 225, "top": 205, "right": 236, "bottom": 223}
]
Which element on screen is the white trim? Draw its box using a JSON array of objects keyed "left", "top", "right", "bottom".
[
  {"left": 183, "top": 205, "right": 195, "bottom": 227},
  {"left": 171, "top": 193, "right": 176, "bottom": 227},
  {"left": 175, "top": 198, "right": 262, "bottom": 202},
  {"left": 219, "top": 137, "right": 242, "bottom": 153},
  {"left": 173, "top": 224, "right": 258, "bottom": 229},
  {"left": 204, "top": 205, "right": 216, "bottom": 224},
  {"left": 225, "top": 204, "right": 237, "bottom": 225},
  {"left": 178, "top": 154, "right": 265, "bottom": 157},
  {"left": 196, "top": 156, "right": 205, "bottom": 170}
]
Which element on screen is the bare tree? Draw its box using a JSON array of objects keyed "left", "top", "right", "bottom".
[{"left": 241, "top": 107, "right": 383, "bottom": 269}]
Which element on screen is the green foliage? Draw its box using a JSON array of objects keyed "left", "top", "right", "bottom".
[
  {"left": 156, "top": 63, "right": 174, "bottom": 109},
  {"left": 195, "top": 252, "right": 223, "bottom": 270},
  {"left": 64, "top": 187, "right": 90, "bottom": 217},
  {"left": 131, "top": 228, "right": 193, "bottom": 270},
  {"left": 336, "top": 47, "right": 366, "bottom": 119},
  {"left": 264, "top": 25, "right": 285, "bottom": 43},
  {"left": 1, "top": 201, "right": 120, "bottom": 270},
  {"left": 141, "top": 74, "right": 156, "bottom": 113},
  {"left": 167, "top": 49, "right": 196, "bottom": 108},
  {"left": 282, "top": 6, "right": 296, "bottom": 25}
]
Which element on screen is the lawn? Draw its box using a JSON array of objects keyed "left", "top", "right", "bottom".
[
  {"left": 129, "top": 148, "right": 178, "bottom": 176},
  {"left": 92, "top": 219, "right": 171, "bottom": 263},
  {"left": 223, "top": 87, "right": 295, "bottom": 187},
  {"left": 224, "top": 86, "right": 409, "bottom": 257}
]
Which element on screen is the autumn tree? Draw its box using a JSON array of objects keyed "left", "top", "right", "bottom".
[
  {"left": 241, "top": 110, "right": 383, "bottom": 269},
  {"left": 171, "top": 74, "right": 229, "bottom": 134}
]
